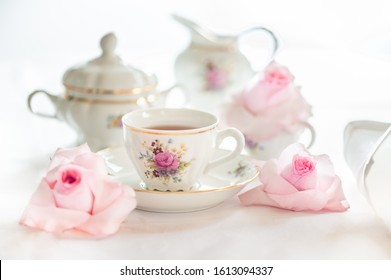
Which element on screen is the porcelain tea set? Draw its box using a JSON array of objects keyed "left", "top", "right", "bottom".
[
  {"left": 28, "top": 15, "right": 280, "bottom": 152},
  {"left": 27, "top": 15, "right": 391, "bottom": 219}
]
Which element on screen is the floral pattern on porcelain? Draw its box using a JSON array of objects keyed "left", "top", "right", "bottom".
[
  {"left": 205, "top": 61, "right": 229, "bottom": 91},
  {"left": 107, "top": 114, "right": 124, "bottom": 128},
  {"left": 228, "top": 161, "right": 252, "bottom": 178},
  {"left": 138, "top": 139, "right": 193, "bottom": 186}
]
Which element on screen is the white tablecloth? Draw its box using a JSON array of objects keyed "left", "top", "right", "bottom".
[{"left": 2, "top": 48, "right": 391, "bottom": 259}]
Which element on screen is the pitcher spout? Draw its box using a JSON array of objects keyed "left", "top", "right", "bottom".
[{"left": 172, "top": 14, "right": 236, "bottom": 46}]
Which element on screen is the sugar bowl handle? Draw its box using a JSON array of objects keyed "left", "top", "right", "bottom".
[{"left": 27, "top": 89, "right": 59, "bottom": 119}]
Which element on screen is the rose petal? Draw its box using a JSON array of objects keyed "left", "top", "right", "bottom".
[
  {"left": 314, "top": 155, "right": 336, "bottom": 184},
  {"left": 20, "top": 205, "right": 91, "bottom": 234},
  {"left": 73, "top": 153, "right": 108, "bottom": 177},
  {"left": 239, "top": 185, "right": 281, "bottom": 208},
  {"left": 27, "top": 179, "right": 56, "bottom": 207},
  {"left": 239, "top": 186, "right": 331, "bottom": 212},
  {"left": 323, "top": 176, "right": 350, "bottom": 211},
  {"left": 267, "top": 189, "right": 329, "bottom": 211},
  {"left": 278, "top": 143, "right": 308, "bottom": 168},
  {"left": 260, "top": 160, "right": 298, "bottom": 194},
  {"left": 47, "top": 143, "right": 92, "bottom": 172},
  {"left": 92, "top": 179, "right": 120, "bottom": 213},
  {"left": 19, "top": 180, "right": 90, "bottom": 233},
  {"left": 76, "top": 185, "right": 136, "bottom": 237},
  {"left": 52, "top": 167, "right": 96, "bottom": 213},
  {"left": 224, "top": 92, "right": 311, "bottom": 143},
  {"left": 243, "top": 81, "right": 294, "bottom": 114}
]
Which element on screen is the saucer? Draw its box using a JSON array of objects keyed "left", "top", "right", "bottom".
[{"left": 98, "top": 146, "right": 259, "bottom": 212}]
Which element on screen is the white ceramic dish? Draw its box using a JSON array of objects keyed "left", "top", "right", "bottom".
[
  {"left": 343, "top": 120, "right": 389, "bottom": 177},
  {"left": 358, "top": 126, "right": 391, "bottom": 231},
  {"left": 344, "top": 121, "right": 391, "bottom": 232},
  {"left": 98, "top": 146, "right": 259, "bottom": 213}
]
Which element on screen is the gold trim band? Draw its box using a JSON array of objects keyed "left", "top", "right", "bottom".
[
  {"left": 64, "top": 83, "right": 156, "bottom": 95},
  {"left": 190, "top": 43, "right": 237, "bottom": 52},
  {"left": 64, "top": 94, "right": 142, "bottom": 104},
  {"left": 124, "top": 124, "right": 218, "bottom": 135}
]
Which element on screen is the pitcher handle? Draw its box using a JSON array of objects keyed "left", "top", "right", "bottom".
[
  {"left": 238, "top": 26, "right": 279, "bottom": 68},
  {"left": 27, "top": 89, "right": 59, "bottom": 119},
  {"left": 204, "top": 128, "right": 245, "bottom": 173}
]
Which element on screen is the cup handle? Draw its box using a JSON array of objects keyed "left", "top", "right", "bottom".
[
  {"left": 237, "top": 26, "right": 279, "bottom": 70},
  {"left": 27, "top": 89, "right": 59, "bottom": 119},
  {"left": 204, "top": 128, "right": 245, "bottom": 173},
  {"left": 303, "top": 122, "right": 316, "bottom": 148}
]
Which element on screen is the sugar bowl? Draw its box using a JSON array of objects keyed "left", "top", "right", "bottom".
[{"left": 28, "top": 33, "right": 173, "bottom": 150}]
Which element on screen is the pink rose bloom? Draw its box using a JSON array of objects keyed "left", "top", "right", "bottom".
[
  {"left": 243, "top": 61, "right": 295, "bottom": 113},
  {"left": 239, "top": 143, "right": 350, "bottom": 212},
  {"left": 155, "top": 151, "right": 179, "bottom": 169},
  {"left": 20, "top": 143, "right": 137, "bottom": 238},
  {"left": 223, "top": 61, "right": 311, "bottom": 142}
]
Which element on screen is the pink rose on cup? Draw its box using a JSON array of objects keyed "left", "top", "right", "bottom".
[
  {"left": 155, "top": 151, "right": 179, "bottom": 169},
  {"left": 223, "top": 61, "right": 312, "bottom": 142},
  {"left": 239, "top": 143, "right": 350, "bottom": 212},
  {"left": 20, "top": 143, "right": 137, "bottom": 238}
]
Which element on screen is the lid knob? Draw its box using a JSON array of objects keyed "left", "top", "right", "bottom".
[
  {"left": 63, "top": 32, "right": 156, "bottom": 93},
  {"left": 100, "top": 32, "right": 117, "bottom": 57}
]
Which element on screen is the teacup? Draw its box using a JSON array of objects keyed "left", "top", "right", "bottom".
[
  {"left": 245, "top": 122, "right": 315, "bottom": 160},
  {"left": 122, "top": 108, "right": 245, "bottom": 191}
]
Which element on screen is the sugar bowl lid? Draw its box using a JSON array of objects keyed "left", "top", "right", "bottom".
[{"left": 63, "top": 33, "right": 157, "bottom": 95}]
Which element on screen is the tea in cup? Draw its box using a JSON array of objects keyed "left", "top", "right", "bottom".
[{"left": 122, "top": 108, "right": 245, "bottom": 191}]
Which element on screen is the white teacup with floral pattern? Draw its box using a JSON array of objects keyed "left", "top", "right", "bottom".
[{"left": 122, "top": 108, "right": 245, "bottom": 191}]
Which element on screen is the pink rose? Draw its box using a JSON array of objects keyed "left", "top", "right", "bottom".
[
  {"left": 223, "top": 61, "right": 312, "bottom": 142},
  {"left": 281, "top": 154, "right": 317, "bottom": 191},
  {"left": 239, "top": 143, "right": 350, "bottom": 212},
  {"left": 243, "top": 62, "right": 295, "bottom": 114},
  {"left": 154, "top": 151, "right": 179, "bottom": 169},
  {"left": 20, "top": 143, "right": 136, "bottom": 238}
]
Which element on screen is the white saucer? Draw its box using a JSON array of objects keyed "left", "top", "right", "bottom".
[{"left": 98, "top": 146, "right": 259, "bottom": 213}]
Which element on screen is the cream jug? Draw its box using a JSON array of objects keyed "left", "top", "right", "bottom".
[
  {"left": 28, "top": 33, "right": 174, "bottom": 151},
  {"left": 173, "top": 14, "right": 278, "bottom": 110}
]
